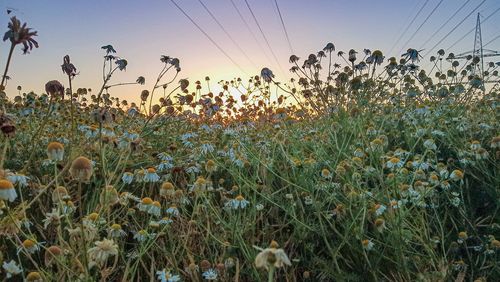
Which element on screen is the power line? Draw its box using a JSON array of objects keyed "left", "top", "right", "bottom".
[
  {"left": 484, "top": 33, "right": 500, "bottom": 48},
  {"left": 169, "top": 0, "right": 249, "bottom": 76},
  {"left": 399, "top": 0, "right": 444, "bottom": 54},
  {"left": 419, "top": 0, "right": 471, "bottom": 50},
  {"left": 229, "top": 0, "right": 274, "bottom": 68},
  {"left": 388, "top": 0, "right": 430, "bottom": 56},
  {"left": 423, "top": 0, "right": 486, "bottom": 57},
  {"left": 197, "top": 0, "right": 258, "bottom": 69},
  {"left": 445, "top": 5, "right": 500, "bottom": 52},
  {"left": 243, "top": 0, "right": 286, "bottom": 77},
  {"left": 272, "top": 0, "right": 294, "bottom": 54}
]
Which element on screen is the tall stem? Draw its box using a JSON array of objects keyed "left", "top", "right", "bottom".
[{"left": 1, "top": 43, "right": 16, "bottom": 87}]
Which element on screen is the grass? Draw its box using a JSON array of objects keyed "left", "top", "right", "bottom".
[{"left": 0, "top": 17, "right": 499, "bottom": 282}]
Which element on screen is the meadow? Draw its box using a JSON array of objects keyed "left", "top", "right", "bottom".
[{"left": 0, "top": 16, "right": 499, "bottom": 281}]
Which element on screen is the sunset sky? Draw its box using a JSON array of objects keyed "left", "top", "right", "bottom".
[{"left": 1, "top": 0, "right": 500, "bottom": 104}]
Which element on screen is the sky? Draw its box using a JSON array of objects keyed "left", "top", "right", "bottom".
[{"left": 1, "top": 0, "right": 500, "bottom": 104}]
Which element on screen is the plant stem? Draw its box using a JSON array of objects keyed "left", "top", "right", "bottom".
[{"left": 1, "top": 43, "right": 16, "bottom": 87}]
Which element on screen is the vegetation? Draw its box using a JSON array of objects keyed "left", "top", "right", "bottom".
[{"left": 0, "top": 16, "right": 499, "bottom": 281}]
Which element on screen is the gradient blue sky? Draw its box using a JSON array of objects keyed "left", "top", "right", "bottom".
[{"left": 2, "top": 0, "right": 500, "bottom": 103}]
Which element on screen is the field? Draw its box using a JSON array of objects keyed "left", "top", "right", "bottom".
[{"left": 0, "top": 17, "right": 500, "bottom": 282}]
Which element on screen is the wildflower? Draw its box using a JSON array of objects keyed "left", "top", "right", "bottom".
[
  {"left": 45, "top": 80, "right": 64, "bottom": 98},
  {"left": 138, "top": 197, "right": 154, "bottom": 212},
  {"left": 304, "top": 195, "right": 313, "bottom": 205},
  {"left": 2, "top": 260, "right": 22, "bottom": 279},
  {"left": 134, "top": 229, "right": 155, "bottom": 242},
  {"left": 42, "top": 209, "right": 62, "bottom": 228},
  {"left": 156, "top": 161, "right": 173, "bottom": 172},
  {"left": 370, "top": 138, "right": 384, "bottom": 151},
  {"left": 225, "top": 195, "right": 250, "bottom": 210},
  {"left": 386, "top": 157, "right": 403, "bottom": 169},
  {"left": 122, "top": 172, "right": 134, "bottom": 184},
  {"left": 374, "top": 218, "right": 386, "bottom": 232},
  {"left": 428, "top": 173, "right": 439, "bottom": 185},
  {"left": 26, "top": 271, "right": 43, "bottom": 281},
  {"left": 108, "top": 223, "right": 127, "bottom": 238},
  {"left": 362, "top": 239, "right": 374, "bottom": 251},
  {"left": 160, "top": 181, "right": 175, "bottom": 197},
  {"left": 19, "top": 238, "right": 43, "bottom": 254},
  {"left": 99, "top": 185, "right": 119, "bottom": 206},
  {"left": 166, "top": 205, "right": 180, "bottom": 217},
  {"left": 353, "top": 148, "right": 365, "bottom": 158},
  {"left": 158, "top": 217, "right": 173, "bottom": 225},
  {"left": 70, "top": 156, "right": 93, "bottom": 182},
  {"left": 491, "top": 239, "right": 500, "bottom": 249},
  {"left": 150, "top": 201, "right": 162, "bottom": 217},
  {"left": 374, "top": 204, "right": 386, "bottom": 216},
  {"left": 255, "top": 204, "right": 264, "bottom": 211},
  {"left": 47, "top": 141, "right": 64, "bottom": 161},
  {"left": 52, "top": 186, "right": 69, "bottom": 203},
  {"left": 200, "top": 143, "right": 215, "bottom": 155},
  {"left": 205, "top": 159, "right": 217, "bottom": 173},
  {"left": 254, "top": 241, "right": 291, "bottom": 270},
  {"left": 449, "top": 169, "right": 464, "bottom": 181},
  {"left": 261, "top": 68, "right": 274, "bottom": 83},
  {"left": 202, "top": 268, "right": 218, "bottom": 280},
  {"left": 44, "top": 245, "right": 63, "bottom": 266},
  {"left": 470, "top": 140, "right": 481, "bottom": 150},
  {"left": 192, "top": 176, "right": 207, "bottom": 192},
  {"left": 144, "top": 167, "right": 160, "bottom": 183},
  {"left": 423, "top": 139, "right": 437, "bottom": 150},
  {"left": 156, "top": 269, "right": 181, "bottom": 282},
  {"left": 475, "top": 148, "right": 489, "bottom": 160},
  {"left": 490, "top": 136, "right": 500, "bottom": 148},
  {"left": 7, "top": 173, "right": 29, "bottom": 188},
  {"left": 321, "top": 168, "right": 331, "bottom": 179},
  {"left": 87, "top": 238, "right": 118, "bottom": 265},
  {"left": 60, "top": 200, "right": 75, "bottom": 214},
  {"left": 0, "top": 179, "right": 17, "bottom": 202}
]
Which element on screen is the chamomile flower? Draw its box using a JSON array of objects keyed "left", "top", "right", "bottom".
[
  {"left": 87, "top": 238, "right": 118, "bottom": 265},
  {"left": 47, "top": 141, "right": 64, "bottom": 161},
  {"left": 134, "top": 230, "right": 155, "bottom": 242},
  {"left": 254, "top": 241, "right": 292, "bottom": 270},
  {"left": 19, "top": 239, "right": 44, "bottom": 254},
  {"left": 386, "top": 157, "right": 403, "bottom": 169},
  {"left": 374, "top": 204, "right": 387, "bottom": 216},
  {"left": 362, "top": 239, "right": 374, "bottom": 251},
  {"left": 202, "top": 268, "right": 218, "bottom": 280},
  {"left": 449, "top": 169, "right": 464, "bottom": 181},
  {"left": 156, "top": 269, "right": 181, "bottom": 282},
  {"left": 7, "top": 173, "right": 29, "bottom": 188},
  {"left": 490, "top": 136, "right": 500, "bottom": 148},
  {"left": 470, "top": 140, "right": 481, "bottom": 150},
  {"left": 157, "top": 161, "right": 174, "bottom": 171},
  {"left": 138, "top": 197, "right": 154, "bottom": 212},
  {"left": 144, "top": 168, "right": 160, "bottom": 183},
  {"left": 150, "top": 201, "right": 162, "bottom": 217},
  {"left": 158, "top": 217, "right": 173, "bottom": 225},
  {"left": 2, "top": 260, "right": 22, "bottom": 278},
  {"left": 423, "top": 139, "right": 437, "bottom": 150},
  {"left": 70, "top": 156, "right": 93, "bottom": 182},
  {"left": 122, "top": 172, "right": 134, "bottom": 184},
  {"left": 104, "top": 223, "right": 125, "bottom": 238},
  {"left": 321, "top": 168, "right": 332, "bottom": 179},
  {"left": 200, "top": 143, "right": 215, "bottom": 155},
  {"left": 166, "top": 205, "right": 180, "bottom": 217},
  {"left": 160, "top": 182, "right": 175, "bottom": 197},
  {"left": 0, "top": 179, "right": 17, "bottom": 202},
  {"left": 225, "top": 195, "right": 250, "bottom": 209}
]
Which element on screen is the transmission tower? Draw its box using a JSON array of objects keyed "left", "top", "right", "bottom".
[{"left": 450, "top": 13, "right": 500, "bottom": 82}]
